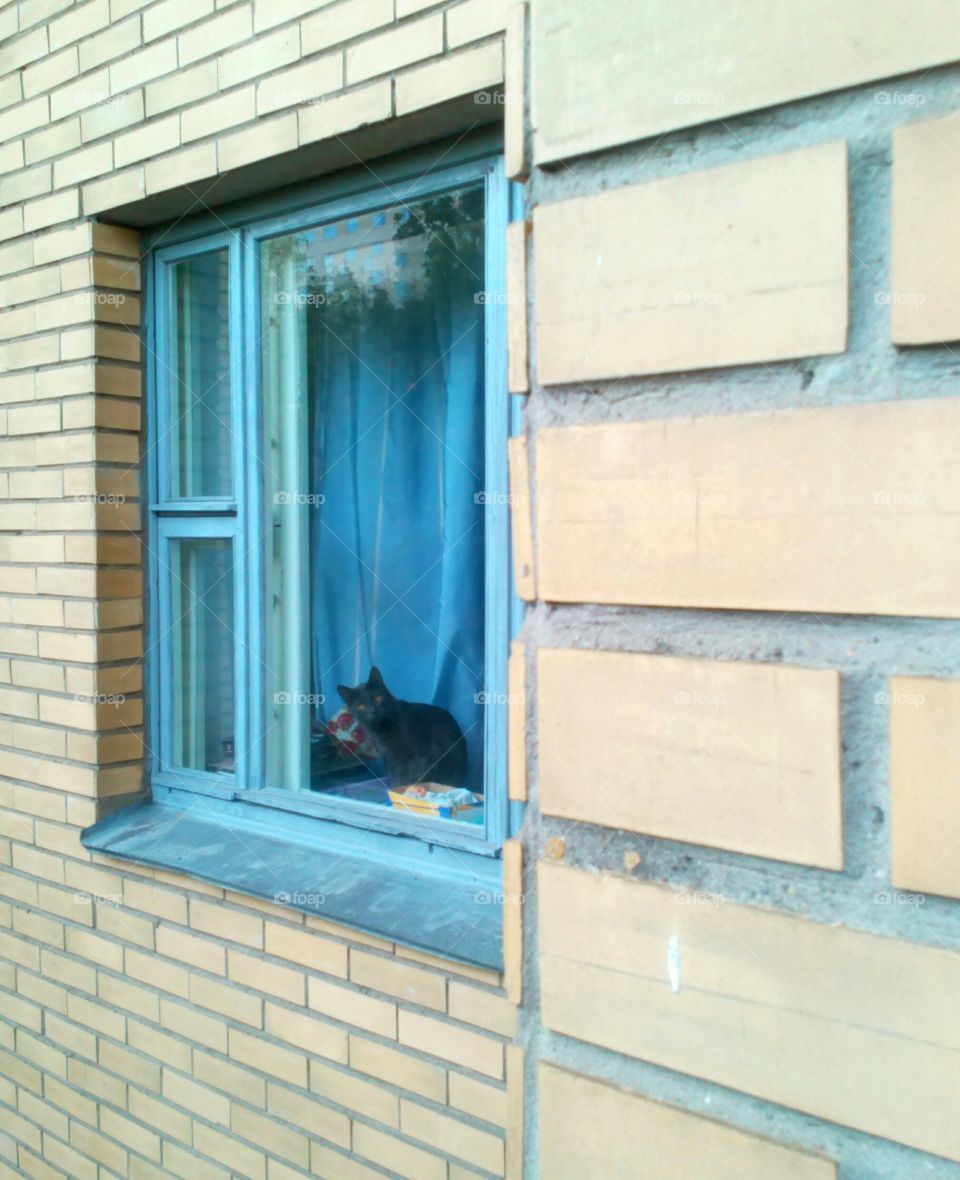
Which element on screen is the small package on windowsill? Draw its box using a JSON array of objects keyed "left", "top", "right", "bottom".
[{"left": 388, "top": 784, "right": 479, "bottom": 819}]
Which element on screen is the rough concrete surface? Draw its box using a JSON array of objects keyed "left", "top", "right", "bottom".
[{"left": 515, "top": 62, "right": 960, "bottom": 1180}]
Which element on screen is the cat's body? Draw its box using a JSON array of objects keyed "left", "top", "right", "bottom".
[{"left": 337, "top": 667, "right": 469, "bottom": 789}]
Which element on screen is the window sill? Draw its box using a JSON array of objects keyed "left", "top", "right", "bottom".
[{"left": 81, "top": 798, "right": 503, "bottom": 970}]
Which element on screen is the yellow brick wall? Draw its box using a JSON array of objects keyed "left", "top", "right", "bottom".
[
  {"left": 0, "top": 214, "right": 143, "bottom": 829},
  {"left": 0, "top": 832, "right": 519, "bottom": 1178},
  {"left": 1, "top": 0, "right": 506, "bottom": 212},
  {"left": 0, "top": 1, "right": 522, "bottom": 1178}
]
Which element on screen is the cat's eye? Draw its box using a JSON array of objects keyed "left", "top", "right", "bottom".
[{"left": 374, "top": 695, "right": 382, "bottom": 704}]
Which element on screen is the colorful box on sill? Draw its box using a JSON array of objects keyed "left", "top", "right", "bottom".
[{"left": 388, "top": 784, "right": 479, "bottom": 819}]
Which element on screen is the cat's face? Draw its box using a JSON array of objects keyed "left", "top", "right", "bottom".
[{"left": 336, "top": 666, "right": 397, "bottom": 728}]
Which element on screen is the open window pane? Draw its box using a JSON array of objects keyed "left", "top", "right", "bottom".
[
  {"left": 260, "top": 185, "right": 487, "bottom": 826},
  {"left": 170, "top": 537, "right": 235, "bottom": 774},
  {"left": 168, "top": 249, "right": 232, "bottom": 499}
]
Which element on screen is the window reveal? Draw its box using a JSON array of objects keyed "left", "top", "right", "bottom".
[{"left": 149, "top": 152, "right": 510, "bottom": 856}]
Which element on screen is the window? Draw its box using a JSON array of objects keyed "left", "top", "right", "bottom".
[{"left": 147, "top": 150, "right": 514, "bottom": 857}]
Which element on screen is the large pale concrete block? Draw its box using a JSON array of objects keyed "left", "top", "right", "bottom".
[
  {"left": 536, "top": 397, "right": 960, "bottom": 617},
  {"left": 539, "top": 862, "right": 960, "bottom": 1161},
  {"left": 532, "top": 0, "right": 960, "bottom": 163},
  {"left": 534, "top": 141, "right": 848, "bottom": 383},
  {"left": 538, "top": 647, "right": 842, "bottom": 868}
]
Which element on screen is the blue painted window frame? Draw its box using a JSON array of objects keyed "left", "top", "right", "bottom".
[{"left": 144, "top": 142, "right": 520, "bottom": 863}]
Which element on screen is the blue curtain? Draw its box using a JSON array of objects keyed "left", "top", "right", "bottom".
[{"left": 305, "top": 210, "right": 486, "bottom": 790}]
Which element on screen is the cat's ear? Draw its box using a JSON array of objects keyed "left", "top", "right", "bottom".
[
  {"left": 337, "top": 684, "right": 354, "bottom": 704},
  {"left": 367, "top": 666, "right": 385, "bottom": 690}
]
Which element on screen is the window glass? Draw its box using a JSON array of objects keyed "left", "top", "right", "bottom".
[
  {"left": 168, "top": 249, "right": 232, "bottom": 499},
  {"left": 260, "top": 185, "right": 486, "bottom": 826},
  {"left": 170, "top": 537, "right": 235, "bottom": 774}
]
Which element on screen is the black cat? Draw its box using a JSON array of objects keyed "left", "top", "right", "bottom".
[{"left": 337, "top": 667, "right": 468, "bottom": 790}]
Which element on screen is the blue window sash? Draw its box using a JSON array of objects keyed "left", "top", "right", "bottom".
[
  {"left": 152, "top": 230, "right": 243, "bottom": 511},
  {"left": 145, "top": 143, "right": 519, "bottom": 858}
]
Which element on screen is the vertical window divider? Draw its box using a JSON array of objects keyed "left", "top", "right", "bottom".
[
  {"left": 228, "top": 229, "right": 248, "bottom": 792},
  {"left": 483, "top": 157, "right": 511, "bottom": 850},
  {"left": 145, "top": 248, "right": 160, "bottom": 789},
  {"left": 242, "top": 224, "right": 265, "bottom": 796},
  {"left": 507, "top": 177, "right": 528, "bottom": 842}
]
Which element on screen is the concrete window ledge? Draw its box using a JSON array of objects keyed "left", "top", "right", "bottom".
[{"left": 82, "top": 800, "right": 502, "bottom": 970}]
